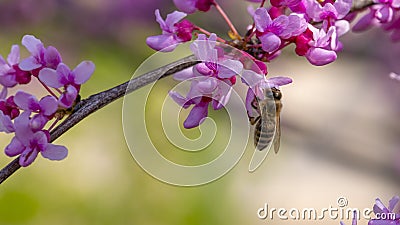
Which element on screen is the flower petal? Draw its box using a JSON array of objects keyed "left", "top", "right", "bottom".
[
  {"left": 19, "top": 148, "right": 39, "bottom": 167},
  {"left": 254, "top": 8, "right": 272, "bottom": 32},
  {"left": 7, "top": 45, "right": 20, "bottom": 65},
  {"left": 169, "top": 91, "right": 190, "bottom": 108},
  {"left": 306, "top": 47, "right": 337, "bottom": 66},
  {"left": 14, "top": 91, "right": 40, "bottom": 111},
  {"left": 389, "top": 196, "right": 400, "bottom": 212},
  {"left": 260, "top": 33, "right": 282, "bottom": 53},
  {"left": 73, "top": 61, "right": 95, "bottom": 85},
  {"left": 0, "top": 111, "right": 15, "bottom": 133},
  {"left": 44, "top": 46, "right": 62, "bottom": 69},
  {"left": 267, "top": 76, "right": 293, "bottom": 88},
  {"left": 14, "top": 111, "right": 34, "bottom": 146},
  {"left": 173, "top": 67, "right": 195, "bottom": 80},
  {"left": 38, "top": 68, "right": 63, "bottom": 88},
  {"left": 41, "top": 144, "right": 68, "bottom": 160},
  {"left": 184, "top": 101, "right": 209, "bottom": 128},
  {"left": 334, "top": 0, "right": 352, "bottom": 19},
  {"left": 146, "top": 34, "right": 179, "bottom": 52},
  {"left": 218, "top": 59, "right": 243, "bottom": 79},
  {"left": 19, "top": 56, "right": 41, "bottom": 71},
  {"left": 59, "top": 85, "right": 78, "bottom": 108},
  {"left": 165, "top": 11, "right": 187, "bottom": 31},
  {"left": 352, "top": 9, "right": 375, "bottom": 32},
  {"left": 21, "top": 35, "right": 42, "bottom": 55},
  {"left": 5, "top": 137, "right": 25, "bottom": 157},
  {"left": 39, "top": 96, "right": 58, "bottom": 116},
  {"left": 173, "top": 0, "right": 197, "bottom": 14}
]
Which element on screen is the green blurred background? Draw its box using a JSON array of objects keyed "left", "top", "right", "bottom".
[{"left": 0, "top": 0, "right": 399, "bottom": 225}]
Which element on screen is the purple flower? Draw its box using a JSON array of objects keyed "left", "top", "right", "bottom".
[
  {"left": 254, "top": 8, "right": 307, "bottom": 53},
  {"left": 0, "top": 45, "right": 31, "bottom": 87},
  {"left": 4, "top": 112, "right": 68, "bottom": 167},
  {"left": 14, "top": 91, "right": 58, "bottom": 131},
  {"left": 353, "top": 2, "right": 400, "bottom": 35},
  {"left": 368, "top": 196, "right": 400, "bottom": 225},
  {"left": 305, "top": 25, "right": 339, "bottom": 66},
  {"left": 270, "top": 0, "right": 306, "bottom": 13},
  {"left": 170, "top": 34, "right": 243, "bottom": 128},
  {"left": 146, "top": 10, "right": 194, "bottom": 52},
  {"left": 19, "top": 35, "right": 62, "bottom": 73},
  {"left": 173, "top": 0, "right": 215, "bottom": 13},
  {"left": 305, "top": 0, "right": 353, "bottom": 23},
  {"left": 39, "top": 61, "right": 95, "bottom": 108}
]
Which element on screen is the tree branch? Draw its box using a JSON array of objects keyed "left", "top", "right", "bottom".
[{"left": 0, "top": 55, "right": 198, "bottom": 185}]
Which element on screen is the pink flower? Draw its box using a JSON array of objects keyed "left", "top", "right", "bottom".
[
  {"left": 19, "top": 35, "right": 62, "bottom": 73},
  {"left": 4, "top": 112, "right": 68, "bottom": 167},
  {"left": 254, "top": 8, "right": 307, "bottom": 53},
  {"left": 173, "top": 0, "right": 215, "bottom": 13},
  {"left": 39, "top": 61, "right": 95, "bottom": 108},
  {"left": 170, "top": 34, "right": 243, "bottom": 128},
  {"left": 146, "top": 10, "right": 194, "bottom": 52},
  {"left": 0, "top": 45, "right": 31, "bottom": 87},
  {"left": 14, "top": 91, "right": 58, "bottom": 131}
]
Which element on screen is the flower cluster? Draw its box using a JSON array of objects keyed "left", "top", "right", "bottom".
[
  {"left": 146, "top": 0, "right": 362, "bottom": 128},
  {"left": 0, "top": 35, "right": 95, "bottom": 167}
]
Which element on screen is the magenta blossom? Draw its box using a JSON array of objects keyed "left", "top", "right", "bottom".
[
  {"left": 353, "top": 1, "right": 400, "bottom": 33},
  {"left": 305, "top": 0, "right": 353, "bottom": 24},
  {"left": 305, "top": 24, "right": 342, "bottom": 66},
  {"left": 4, "top": 112, "right": 68, "bottom": 167},
  {"left": 19, "top": 35, "right": 62, "bottom": 73},
  {"left": 254, "top": 8, "right": 307, "bottom": 53},
  {"left": 39, "top": 61, "right": 95, "bottom": 108},
  {"left": 0, "top": 45, "right": 31, "bottom": 87},
  {"left": 368, "top": 196, "right": 400, "bottom": 225},
  {"left": 173, "top": 0, "right": 215, "bottom": 13},
  {"left": 146, "top": 10, "right": 194, "bottom": 52},
  {"left": 170, "top": 34, "right": 243, "bottom": 128},
  {"left": 14, "top": 91, "right": 58, "bottom": 131}
]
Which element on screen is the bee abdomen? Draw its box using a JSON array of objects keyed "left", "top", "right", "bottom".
[{"left": 254, "top": 120, "right": 275, "bottom": 151}]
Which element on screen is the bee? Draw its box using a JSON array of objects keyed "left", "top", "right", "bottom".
[{"left": 250, "top": 88, "right": 282, "bottom": 153}]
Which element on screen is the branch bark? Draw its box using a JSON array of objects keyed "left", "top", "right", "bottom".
[{"left": 0, "top": 55, "right": 198, "bottom": 184}]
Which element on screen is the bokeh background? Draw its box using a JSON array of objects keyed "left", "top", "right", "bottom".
[{"left": 0, "top": 0, "right": 399, "bottom": 225}]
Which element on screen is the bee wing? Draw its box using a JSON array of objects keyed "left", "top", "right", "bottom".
[
  {"left": 249, "top": 139, "right": 273, "bottom": 172},
  {"left": 249, "top": 116, "right": 274, "bottom": 172},
  {"left": 273, "top": 114, "right": 281, "bottom": 154}
]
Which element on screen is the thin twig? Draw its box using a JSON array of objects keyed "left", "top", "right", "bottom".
[{"left": 0, "top": 55, "right": 198, "bottom": 184}]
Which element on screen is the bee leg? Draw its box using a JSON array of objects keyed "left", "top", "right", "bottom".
[{"left": 249, "top": 116, "right": 260, "bottom": 125}]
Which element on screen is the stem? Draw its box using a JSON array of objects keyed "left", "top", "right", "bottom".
[
  {"left": 0, "top": 55, "right": 198, "bottom": 184},
  {"left": 214, "top": 1, "right": 240, "bottom": 38},
  {"left": 48, "top": 118, "right": 60, "bottom": 132},
  {"left": 195, "top": 26, "right": 227, "bottom": 43},
  {"left": 38, "top": 79, "right": 58, "bottom": 98}
]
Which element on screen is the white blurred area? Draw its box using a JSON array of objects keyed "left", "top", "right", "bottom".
[{"left": 230, "top": 43, "right": 400, "bottom": 224}]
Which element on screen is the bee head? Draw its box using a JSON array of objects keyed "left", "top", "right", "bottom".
[{"left": 272, "top": 88, "right": 282, "bottom": 100}]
